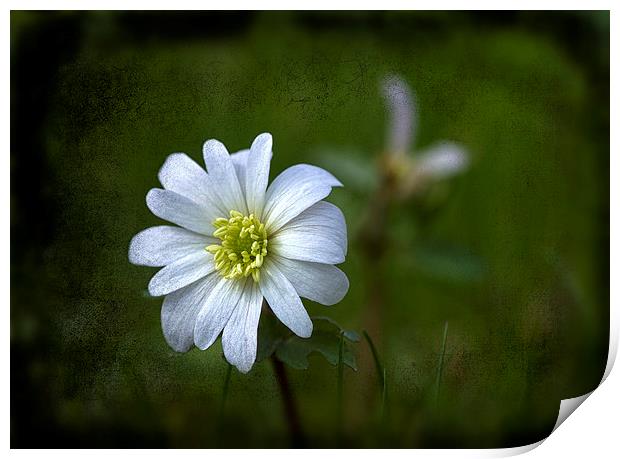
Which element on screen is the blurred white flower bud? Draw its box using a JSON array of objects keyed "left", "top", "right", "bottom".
[
  {"left": 380, "top": 74, "right": 469, "bottom": 198},
  {"left": 381, "top": 75, "right": 416, "bottom": 156}
]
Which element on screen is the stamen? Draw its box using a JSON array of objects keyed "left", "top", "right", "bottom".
[{"left": 206, "top": 210, "right": 269, "bottom": 282}]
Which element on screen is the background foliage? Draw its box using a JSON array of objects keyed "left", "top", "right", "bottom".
[{"left": 11, "top": 11, "right": 609, "bottom": 448}]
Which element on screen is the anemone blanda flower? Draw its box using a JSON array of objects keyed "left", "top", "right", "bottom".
[
  {"left": 129, "top": 133, "right": 349, "bottom": 373},
  {"left": 381, "top": 75, "right": 469, "bottom": 194}
]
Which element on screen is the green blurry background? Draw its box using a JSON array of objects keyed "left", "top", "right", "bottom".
[{"left": 11, "top": 11, "right": 609, "bottom": 448}]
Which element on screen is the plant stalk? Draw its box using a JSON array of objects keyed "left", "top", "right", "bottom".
[
  {"left": 358, "top": 178, "right": 392, "bottom": 346},
  {"left": 271, "top": 355, "right": 305, "bottom": 447}
]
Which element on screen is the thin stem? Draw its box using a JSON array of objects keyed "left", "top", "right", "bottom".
[
  {"left": 363, "top": 330, "right": 385, "bottom": 389},
  {"left": 271, "top": 355, "right": 305, "bottom": 447},
  {"left": 336, "top": 331, "right": 345, "bottom": 440},
  {"left": 216, "top": 363, "right": 233, "bottom": 446},
  {"left": 381, "top": 367, "right": 387, "bottom": 421},
  {"left": 363, "top": 330, "right": 388, "bottom": 442},
  {"left": 435, "top": 321, "right": 449, "bottom": 405},
  {"left": 219, "top": 363, "right": 232, "bottom": 416}
]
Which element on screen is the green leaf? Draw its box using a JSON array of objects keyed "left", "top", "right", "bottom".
[
  {"left": 275, "top": 330, "right": 358, "bottom": 371},
  {"left": 274, "top": 336, "right": 312, "bottom": 370},
  {"left": 311, "top": 315, "right": 361, "bottom": 342},
  {"left": 256, "top": 311, "right": 289, "bottom": 363},
  {"left": 342, "top": 329, "right": 361, "bottom": 343},
  {"left": 257, "top": 313, "right": 360, "bottom": 370}
]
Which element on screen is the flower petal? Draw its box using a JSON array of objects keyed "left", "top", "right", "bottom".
[
  {"left": 230, "top": 149, "right": 250, "bottom": 193},
  {"left": 382, "top": 74, "right": 416, "bottom": 155},
  {"left": 129, "top": 225, "right": 213, "bottom": 267},
  {"left": 194, "top": 277, "right": 247, "bottom": 351},
  {"left": 148, "top": 250, "right": 215, "bottom": 296},
  {"left": 158, "top": 152, "right": 227, "bottom": 219},
  {"left": 203, "top": 139, "right": 248, "bottom": 214},
  {"left": 221, "top": 280, "right": 263, "bottom": 373},
  {"left": 272, "top": 255, "right": 349, "bottom": 306},
  {"left": 245, "top": 133, "right": 272, "bottom": 218},
  {"left": 263, "top": 164, "right": 342, "bottom": 233},
  {"left": 259, "top": 259, "right": 312, "bottom": 338},
  {"left": 146, "top": 188, "right": 215, "bottom": 235},
  {"left": 270, "top": 201, "right": 347, "bottom": 264},
  {"left": 231, "top": 148, "right": 274, "bottom": 196},
  {"left": 415, "top": 142, "right": 469, "bottom": 179},
  {"left": 161, "top": 273, "right": 220, "bottom": 352}
]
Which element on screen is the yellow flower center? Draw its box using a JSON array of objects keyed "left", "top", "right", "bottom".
[{"left": 206, "top": 210, "right": 268, "bottom": 283}]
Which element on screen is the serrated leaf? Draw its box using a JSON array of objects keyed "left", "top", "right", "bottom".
[
  {"left": 311, "top": 315, "right": 361, "bottom": 342},
  {"left": 257, "top": 314, "right": 360, "bottom": 370},
  {"left": 274, "top": 336, "right": 311, "bottom": 370},
  {"left": 275, "top": 330, "right": 358, "bottom": 371},
  {"left": 342, "top": 329, "right": 361, "bottom": 342}
]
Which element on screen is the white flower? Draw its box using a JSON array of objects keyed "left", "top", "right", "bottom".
[
  {"left": 381, "top": 75, "right": 469, "bottom": 194},
  {"left": 129, "top": 133, "right": 349, "bottom": 373}
]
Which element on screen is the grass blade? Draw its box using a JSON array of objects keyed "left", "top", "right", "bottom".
[
  {"left": 435, "top": 321, "right": 449, "bottom": 404},
  {"left": 363, "top": 330, "right": 384, "bottom": 387},
  {"left": 363, "top": 330, "right": 386, "bottom": 419}
]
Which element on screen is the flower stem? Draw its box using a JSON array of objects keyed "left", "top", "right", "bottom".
[
  {"left": 358, "top": 181, "right": 391, "bottom": 345},
  {"left": 271, "top": 355, "right": 305, "bottom": 447},
  {"left": 357, "top": 168, "right": 394, "bottom": 414}
]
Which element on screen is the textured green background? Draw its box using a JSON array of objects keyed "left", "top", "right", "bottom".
[{"left": 11, "top": 11, "right": 609, "bottom": 447}]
